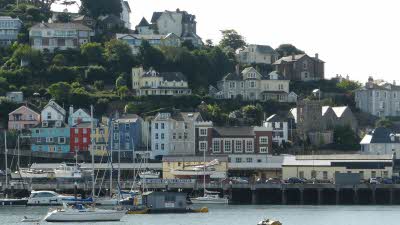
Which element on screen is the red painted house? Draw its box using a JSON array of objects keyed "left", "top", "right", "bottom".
[{"left": 70, "top": 122, "right": 91, "bottom": 152}]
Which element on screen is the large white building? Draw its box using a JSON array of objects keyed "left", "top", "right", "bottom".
[
  {"left": 237, "top": 44, "right": 278, "bottom": 65},
  {"left": 132, "top": 67, "right": 192, "bottom": 96},
  {"left": 355, "top": 77, "right": 400, "bottom": 117},
  {"left": 264, "top": 114, "right": 288, "bottom": 145},
  {"left": 151, "top": 112, "right": 203, "bottom": 158},
  {"left": 41, "top": 100, "right": 66, "bottom": 122},
  {"left": 211, "top": 67, "right": 291, "bottom": 102},
  {"left": 120, "top": 0, "right": 131, "bottom": 29},
  {"left": 0, "top": 16, "right": 22, "bottom": 46},
  {"left": 116, "top": 33, "right": 181, "bottom": 55}
]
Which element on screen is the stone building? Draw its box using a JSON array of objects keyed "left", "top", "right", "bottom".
[
  {"left": 273, "top": 53, "right": 324, "bottom": 81},
  {"left": 237, "top": 44, "right": 278, "bottom": 65}
]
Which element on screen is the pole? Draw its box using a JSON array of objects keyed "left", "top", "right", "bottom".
[
  {"left": 118, "top": 122, "right": 121, "bottom": 195},
  {"left": 110, "top": 118, "right": 113, "bottom": 198},
  {"left": 203, "top": 146, "right": 206, "bottom": 197},
  {"left": 4, "top": 132, "right": 8, "bottom": 192},
  {"left": 17, "top": 134, "right": 20, "bottom": 170},
  {"left": 91, "top": 105, "right": 95, "bottom": 197}
]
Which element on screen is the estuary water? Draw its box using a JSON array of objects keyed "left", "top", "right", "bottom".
[{"left": 0, "top": 205, "right": 399, "bottom": 225}]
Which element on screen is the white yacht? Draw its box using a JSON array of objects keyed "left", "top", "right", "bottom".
[
  {"left": 27, "top": 190, "right": 93, "bottom": 206},
  {"left": 139, "top": 170, "right": 160, "bottom": 179},
  {"left": 54, "top": 163, "right": 82, "bottom": 179},
  {"left": 190, "top": 190, "right": 229, "bottom": 204},
  {"left": 44, "top": 203, "right": 126, "bottom": 222},
  {"left": 11, "top": 168, "right": 53, "bottom": 179}
]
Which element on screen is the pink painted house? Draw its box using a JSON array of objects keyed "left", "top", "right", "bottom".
[{"left": 8, "top": 106, "right": 40, "bottom": 130}]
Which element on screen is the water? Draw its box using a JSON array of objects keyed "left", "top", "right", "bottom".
[{"left": 1, "top": 205, "right": 400, "bottom": 225}]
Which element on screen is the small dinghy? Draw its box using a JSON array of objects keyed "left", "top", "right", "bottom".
[
  {"left": 21, "top": 216, "right": 41, "bottom": 222},
  {"left": 257, "top": 219, "right": 282, "bottom": 225}
]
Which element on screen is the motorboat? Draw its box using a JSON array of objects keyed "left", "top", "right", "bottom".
[
  {"left": 257, "top": 219, "right": 282, "bottom": 225},
  {"left": 27, "top": 190, "right": 93, "bottom": 206},
  {"left": 11, "top": 168, "right": 53, "bottom": 179},
  {"left": 44, "top": 203, "right": 126, "bottom": 222},
  {"left": 0, "top": 198, "right": 28, "bottom": 206},
  {"left": 190, "top": 190, "right": 229, "bottom": 204},
  {"left": 139, "top": 170, "right": 160, "bottom": 179},
  {"left": 54, "top": 163, "right": 82, "bottom": 179}
]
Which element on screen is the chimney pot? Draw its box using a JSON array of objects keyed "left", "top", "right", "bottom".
[
  {"left": 235, "top": 65, "right": 240, "bottom": 75},
  {"left": 315, "top": 53, "right": 319, "bottom": 59}
]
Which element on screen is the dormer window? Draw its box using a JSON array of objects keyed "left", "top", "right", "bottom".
[{"left": 47, "top": 112, "right": 51, "bottom": 120}]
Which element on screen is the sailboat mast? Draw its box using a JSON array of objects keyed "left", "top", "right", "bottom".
[
  {"left": 4, "top": 131, "right": 8, "bottom": 191},
  {"left": 110, "top": 117, "right": 113, "bottom": 198},
  {"left": 203, "top": 145, "right": 206, "bottom": 196},
  {"left": 117, "top": 122, "right": 121, "bottom": 198},
  {"left": 91, "top": 105, "right": 95, "bottom": 197},
  {"left": 17, "top": 134, "right": 20, "bottom": 170}
]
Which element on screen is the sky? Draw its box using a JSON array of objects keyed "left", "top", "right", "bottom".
[{"left": 53, "top": 0, "right": 400, "bottom": 83}]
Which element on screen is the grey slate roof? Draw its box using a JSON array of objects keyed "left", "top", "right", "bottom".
[
  {"left": 213, "top": 127, "right": 254, "bottom": 137},
  {"left": 273, "top": 54, "right": 325, "bottom": 65},
  {"left": 370, "top": 127, "right": 399, "bottom": 143},
  {"left": 143, "top": 71, "right": 188, "bottom": 82},
  {"left": 30, "top": 23, "right": 92, "bottom": 31},
  {"left": 151, "top": 10, "right": 195, "bottom": 23},
  {"left": 137, "top": 17, "right": 150, "bottom": 27},
  {"left": 255, "top": 45, "right": 275, "bottom": 54}
]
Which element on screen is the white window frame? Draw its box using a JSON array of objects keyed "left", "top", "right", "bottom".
[
  {"left": 245, "top": 140, "right": 254, "bottom": 153},
  {"left": 259, "top": 136, "right": 269, "bottom": 145},
  {"left": 260, "top": 147, "right": 268, "bottom": 154},
  {"left": 58, "top": 137, "right": 66, "bottom": 144},
  {"left": 224, "top": 140, "right": 232, "bottom": 153},
  {"left": 199, "top": 128, "right": 208, "bottom": 136},
  {"left": 199, "top": 141, "right": 208, "bottom": 152},
  {"left": 212, "top": 139, "right": 220, "bottom": 153},
  {"left": 235, "top": 140, "right": 242, "bottom": 153}
]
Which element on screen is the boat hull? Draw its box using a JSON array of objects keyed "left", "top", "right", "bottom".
[
  {"left": 44, "top": 210, "right": 125, "bottom": 222},
  {"left": 0, "top": 199, "right": 27, "bottom": 206},
  {"left": 190, "top": 198, "right": 229, "bottom": 204}
]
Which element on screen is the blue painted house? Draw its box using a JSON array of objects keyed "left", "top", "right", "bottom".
[
  {"left": 30, "top": 121, "right": 70, "bottom": 153},
  {"left": 108, "top": 114, "right": 143, "bottom": 158}
]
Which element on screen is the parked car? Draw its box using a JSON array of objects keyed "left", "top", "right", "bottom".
[
  {"left": 369, "top": 178, "right": 380, "bottom": 184},
  {"left": 266, "top": 178, "right": 281, "bottom": 184},
  {"left": 286, "top": 177, "right": 305, "bottom": 184},
  {"left": 231, "top": 177, "right": 249, "bottom": 184},
  {"left": 382, "top": 178, "right": 393, "bottom": 184}
]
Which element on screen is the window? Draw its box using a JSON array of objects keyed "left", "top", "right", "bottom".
[
  {"left": 224, "top": 140, "right": 232, "bottom": 152},
  {"left": 83, "top": 128, "right": 87, "bottom": 134},
  {"left": 178, "top": 133, "right": 182, "bottom": 139},
  {"left": 250, "top": 81, "right": 256, "bottom": 88},
  {"left": 74, "top": 137, "right": 78, "bottom": 143},
  {"left": 173, "top": 133, "right": 176, "bottom": 139},
  {"left": 259, "top": 147, "right": 268, "bottom": 153},
  {"left": 125, "top": 123, "right": 130, "bottom": 130},
  {"left": 235, "top": 140, "right": 242, "bottom": 153},
  {"left": 155, "top": 143, "right": 159, "bottom": 150},
  {"left": 184, "top": 133, "right": 188, "bottom": 139},
  {"left": 83, "top": 137, "right": 87, "bottom": 143},
  {"left": 311, "top": 170, "right": 317, "bottom": 179},
  {"left": 46, "top": 137, "right": 53, "bottom": 143},
  {"left": 113, "top": 132, "right": 118, "bottom": 140},
  {"left": 383, "top": 171, "right": 389, "bottom": 178},
  {"left": 161, "top": 133, "right": 165, "bottom": 139},
  {"left": 259, "top": 136, "right": 268, "bottom": 145},
  {"left": 125, "top": 134, "right": 130, "bottom": 141},
  {"left": 155, "top": 133, "right": 159, "bottom": 139},
  {"left": 113, "top": 123, "right": 118, "bottom": 130},
  {"left": 35, "top": 129, "right": 40, "bottom": 134},
  {"left": 59, "top": 137, "right": 65, "bottom": 144},
  {"left": 229, "top": 82, "right": 236, "bottom": 89},
  {"left": 246, "top": 157, "right": 253, "bottom": 163},
  {"left": 155, "top": 123, "right": 159, "bottom": 129},
  {"left": 47, "top": 112, "right": 51, "bottom": 120},
  {"left": 213, "top": 140, "right": 220, "bottom": 153},
  {"left": 359, "top": 171, "right": 364, "bottom": 180},
  {"left": 199, "top": 141, "right": 207, "bottom": 152},
  {"left": 323, "top": 171, "right": 328, "bottom": 180},
  {"left": 161, "top": 144, "right": 164, "bottom": 150},
  {"left": 199, "top": 128, "right": 207, "bottom": 136},
  {"left": 161, "top": 123, "right": 165, "bottom": 129},
  {"left": 235, "top": 157, "right": 242, "bottom": 163},
  {"left": 299, "top": 171, "right": 304, "bottom": 179},
  {"left": 246, "top": 140, "right": 254, "bottom": 152},
  {"left": 37, "top": 137, "right": 41, "bottom": 143}
]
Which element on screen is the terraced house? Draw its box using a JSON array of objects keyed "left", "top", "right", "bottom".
[
  {"left": 29, "top": 22, "right": 93, "bottom": 51},
  {"left": 0, "top": 16, "right": 22, "bottom": 46}
]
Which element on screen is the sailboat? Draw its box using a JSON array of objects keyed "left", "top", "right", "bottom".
[{"left": 190, "top": 150, "right": 229, "bottom": 204}]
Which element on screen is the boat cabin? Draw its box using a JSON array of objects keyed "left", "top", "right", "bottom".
[{"left": 142, "top": 191, "right": 188, "bottom": 210}]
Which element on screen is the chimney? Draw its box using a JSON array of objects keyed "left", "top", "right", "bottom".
[
  {"left": 315, "top": 53, "right": 319, "bottom": 59},
  {"left": 69, "top": 105, "right": 74, "bottom": 116},
  {"left": 291, "top": 53, "right": 295, "bottom": 60},
  {"left": 394, "top": 80, "right": 397, "bottom": 86},
  {"left": 235, "top": 64, "right": 240, "bottom": 75}
]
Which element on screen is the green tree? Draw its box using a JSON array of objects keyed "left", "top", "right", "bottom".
[
  {"left": 181, "top": 40, "right": 195, "bottom": 51},
  {"left": 104, "top": 39, "right": 136, "bottom": 74},
  {"left": 115, "top": 75, "right": 127, "bottom": 89},
  {"left": 219, "top": 29, "right": 247, "bottom": 51},
  {"left": 48, "top": 82, "right": 71, "bottom": 103},
  {"left": 139, "top": 40, "right": 165, "bottom": 70},
  {"left": 80, "top": 42, "right": 104, "bottom": 65},
  {"left": 80, "top": 0, "right": 122, "bottom": 17},
  {"left": 275, "top": 44, "right": 305, "bottom": 58},
  {"left": 336, "top": 80, "right": 361, "bottom": 92},
  {"left": 333, "top": 125, "right": 360, "bottom": 150},
  {"left": 117, "top": 85, "right": 128, "bottom": 100},
  {"left": 85, "top": 65, "right": 108, "bottom": 82},
  {"left": 376, "top": 118, "right": 394, "bottom": 129},
  {"left": 52, "top": 54, "right": 67, "bottom": 66},
  {"left": 93, "top": 80, "right": 104, "bottom": 90},
  {"left": 12, "top": 44, "right": 43, "bottom": 69},
  {"left": 70, "top": 87, "right": 91, "bottom": 108}
]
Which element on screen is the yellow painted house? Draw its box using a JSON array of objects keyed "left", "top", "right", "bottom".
[{"left": 90, "top": 124, "right": 109, "bottom": 156}]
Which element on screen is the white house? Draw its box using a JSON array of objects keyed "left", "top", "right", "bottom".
[
  {"left": 68, "top": 106, "right": 92, "bottom": 126},
  {"left": 120, "top": 0, "right": 131, "bottom": 29},
  {"left": 151, "top": 112, "right": 202, "bottom": 158},
  {"left": 41, "top": 100, "right": 66, "bottom": 122},
  {"left": 212, "top": 66, "right": 291, "bottom": 102},
  {"left": 132, "top": 67, "right": 192, "bottom": 96},
  {"left": 360, "top": 127, "right": 400, "bottom": 158},
  {"left": 116, "top": 33, "right": 181, "bottom": 55},
  {"left": 264, "top": 114, "right": 288, "bottom": 145},
  {"left": 237, "top": 44, "right": 278, "bottom": 65}
]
